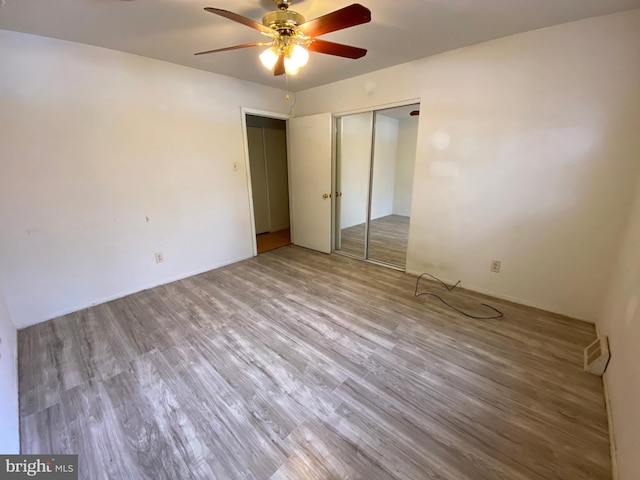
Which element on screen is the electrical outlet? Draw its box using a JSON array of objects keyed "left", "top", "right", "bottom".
[
  {"left": 155, "top": 252, "right": 164, "bottom": 264},
  {"left": 490, "top": 260, "right": 501, "bottom": 273}
]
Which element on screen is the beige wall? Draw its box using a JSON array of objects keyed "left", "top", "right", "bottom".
[
  {"left": 294, "top": 10, "right": 640, "bottom": 480},
  {"left": 0, "top": 30, "right": 289, "bottom": 328},
  {"left": 294, "top": 9, "right": 640, "bottom": 323},
  {"left": 600, "top": 176, "right": 640, "bottom": 480}
]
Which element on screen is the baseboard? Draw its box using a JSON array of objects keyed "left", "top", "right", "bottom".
[
  {"left": 602, "top": 371, "right": 619, "bottom": 480},
  {"left": 595, "top": 325, "right": 619, "bottom": 480},
  {"left": 17, "top": 253, "right": 254, "bottom": 329},
  {"left": 405, "top": 268, "right": 595, "bottom": 324},
  {"left": 269, "top": 224, "right": 290, "bottom": 233}
]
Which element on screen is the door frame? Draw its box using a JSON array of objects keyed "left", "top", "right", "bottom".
[
  {"left": 332, "top": 98, "right": 422, "bottom": 119},
  {"left": 240, "top": 107, "right": 291, "bottom": 256}
]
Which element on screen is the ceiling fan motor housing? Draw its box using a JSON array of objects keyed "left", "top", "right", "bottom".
[{"left": 262, "top": 10, "right": 306, "bottom": 32}]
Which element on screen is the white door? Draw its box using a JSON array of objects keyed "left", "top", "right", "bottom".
[{"left": 289, "top": 113, "right": 333, "bottom": 253}]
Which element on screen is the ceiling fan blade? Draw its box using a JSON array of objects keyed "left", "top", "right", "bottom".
[
  {"left": 298, "top": 4, "right": 371, "bottom": 37},
  {"left": 204, "top": 7, "right": 273, "bottom": 34},
  {"left": 307, "top": 39, "right": 367, "bottom": 59},
  {"left": 410, "top": 110, "right": 420, "bottom": 116},
  {"left": 194, "top": 42, "right": 271, "bottom": 56},
  {"left": 274, "top": 52, "right": 286, "bottom": 76}
]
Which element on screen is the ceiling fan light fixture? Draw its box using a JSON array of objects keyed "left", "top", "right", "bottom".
[
  {"left": 284, "top": 44, "right": 309, "bottom": 75},
  {"left": 289, "top": 44, "right": 309, "bottom": 67},
  {"left": 259, "top": 46, "right": 279, "bottom": 70}
]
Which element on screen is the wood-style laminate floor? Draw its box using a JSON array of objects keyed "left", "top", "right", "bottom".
[
  {"left": 19, "top": 246, "right": 611, "bottom": 480},
  {"left": 338, "top": 214, "right": 410, "bottom": 268}
]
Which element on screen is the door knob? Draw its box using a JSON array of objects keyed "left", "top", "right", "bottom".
[{"left": 322, "top": 193, "right": 331, "bottom": 199}]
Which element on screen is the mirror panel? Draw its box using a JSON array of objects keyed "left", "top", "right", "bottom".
[
  {"left": 335, "top": 112, "right": 373, "bottom": 259},
  {"left": 368, "top": 106, "right": 419, "bottom": 268}
]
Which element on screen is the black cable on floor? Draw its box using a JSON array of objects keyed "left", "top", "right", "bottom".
[{"left": 414, "top": 273, "right": 504, "bottom": 320}]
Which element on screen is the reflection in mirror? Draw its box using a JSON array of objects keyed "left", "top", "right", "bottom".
[
  {"left": 335, "top": 112, "right": 373, "bottom": 259},
  {"left": 368, "top": 105, "right": 419, "bottom": 268}
]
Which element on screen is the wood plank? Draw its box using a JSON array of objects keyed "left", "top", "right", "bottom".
[{"left": 19, "top": 245, "right": 611, "bottom": 480}]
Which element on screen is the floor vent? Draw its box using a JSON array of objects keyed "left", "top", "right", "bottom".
[{"left": 584, "top": 336, "right": 610, "bottom": 376}]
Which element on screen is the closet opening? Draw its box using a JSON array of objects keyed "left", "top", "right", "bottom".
[{"left": 245, "top": 114, "right": 292, "bottom": 254}]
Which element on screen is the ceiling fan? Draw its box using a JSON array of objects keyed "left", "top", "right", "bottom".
[{"left": 195, "top": 0, "right": 372, "bottom": 76}]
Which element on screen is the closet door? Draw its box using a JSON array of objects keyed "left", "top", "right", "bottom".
[
  {"left": 263, "top": 127, "right": 290, "bottom": 232},
  {"left": 368, "top": 108, "right": 418, "bottom": 269},
  {"left": 247, "top": 126, "right": 270, "bottom": 234},
  {"left": 288, "top": 113, "right": 333, "bottom": 253},
  {"left": 334, "top": 112, "right": 374, "bottom": 259},
  {"left": 333, "top": 104, "right": 419, "bottom": 270}
]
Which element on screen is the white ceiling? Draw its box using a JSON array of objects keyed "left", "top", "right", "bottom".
[{"left": 1, "top": 0, "right": 639, "bottom": 92}]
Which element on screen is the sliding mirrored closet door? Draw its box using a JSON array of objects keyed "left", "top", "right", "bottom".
[
  {"left": 334, "top": 111, "right": 374, "bottom": 259},
  {"left": 335, "top": 104, "right": 419, "bottom": 270}
]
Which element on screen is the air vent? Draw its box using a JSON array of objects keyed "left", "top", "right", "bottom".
[{"left": 583, "top": 336, "right": 610, "bottom": 376}]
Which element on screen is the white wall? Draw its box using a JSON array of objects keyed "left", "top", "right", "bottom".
[
  {"left": 0, "top": 290, "right": 19, "bottom": 453},
  {"left": 370, "top": 115, "right": 398, "bottom": 220},
  {"left": 393, "top": 117, "right": 419, "bottom": 217},
  {"left": 0, "top": 30, "right": 289, "bottom": 328},
  {"left": 294, "top": 9, "right": 640, "bottom": 323},
  {"left": 339, "top": 112, "right": 373, "bottom": 229},
  {"left": 599, "top": 176, "right": 640, "bottom": 480}
]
